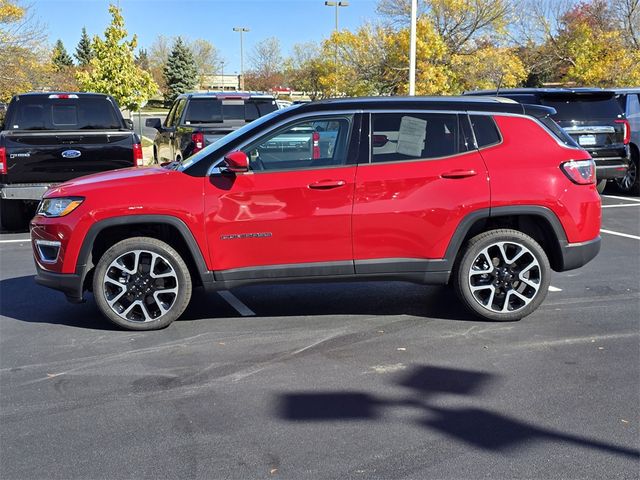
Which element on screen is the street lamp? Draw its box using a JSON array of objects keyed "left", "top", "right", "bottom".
[
  {"left": 233, "top": 27, "right": 250, "bottom": 91},
  {"left": 220, "top": 60, "right": 225, "bottom": 91},
  {"left": 409, "top": 0, "right": 417, "bottom": 95},
  {"left": 324, "top": 1, "right": 348, "bottom": 96}
]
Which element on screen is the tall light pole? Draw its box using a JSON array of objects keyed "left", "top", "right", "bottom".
[
  {"left": 409, "top": 0, "right": 417, "bottom": 96},
  {"left": 220, "top": 60, "right": 225, "bottom": 91},
  {"left": 324, "top": 1, "right": 348, "bottom": 96},
  {"left": 233, "top": 27, "right": 250, "bottom": 91}
]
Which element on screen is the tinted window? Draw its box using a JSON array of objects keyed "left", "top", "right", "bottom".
[
  {"left": 173, "top": 99, "right": 187, "bottom": 125},
  {"left": 8, "top": 96, "right": 121, "bottom": 130},
  {"left": 244, "top": 115, "right": 352, "bottom": 172},
  {"left": 539, "top": 116, "right": 580, "bottom": 148},
  {"left": 164, "top": 100, "right": 180, "bottom": 127},
  {"left": 540, "top": 95, "right": 622, "bottom": 121},
  {"left": 184, "top": 98, "right": 278, "bottom": 124},
  {"left": 469, "top": 115, "right": 501, "bottom": 148},
  {"left": 371, "top": 113, "right": 460, "bottom": 163}
]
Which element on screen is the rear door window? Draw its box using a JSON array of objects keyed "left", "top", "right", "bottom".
[{"left": 370, "top": 112, "right": 461, "bottom": 163}]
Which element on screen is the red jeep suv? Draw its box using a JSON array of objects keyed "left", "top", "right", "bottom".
[{"left": 31, "top": 97, "right": 601, "bottom": 330}]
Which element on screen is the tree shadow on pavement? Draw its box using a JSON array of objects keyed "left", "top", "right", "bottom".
[{"left": 276, "top": 365, "right": 640, "bottom": 459}]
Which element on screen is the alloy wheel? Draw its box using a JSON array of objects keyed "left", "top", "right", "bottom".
[
  {"left": 467, "top": 241, "right": 541, "bottom": 313},
  {"left": 102, "top": 249, "right": 179, "bottom": 323}
]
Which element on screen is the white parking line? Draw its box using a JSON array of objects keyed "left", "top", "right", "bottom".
[
  {"left": 601, "top": 204, "right": 640, "bottom": 209},
  {"left": 548, "top": 286, "right": 562, "bottom": 292},
  {"left": 601, "top": 229, "right": 640, "bottom": 241},
  {"left": 218, "top": 290, "right": 255, "bottom": 316},
  {"left": 0, "top": 238, "right": 30, "bottom": 244},
  {"left": 602, "top": 195, "right": 640, "bottom": 203}
]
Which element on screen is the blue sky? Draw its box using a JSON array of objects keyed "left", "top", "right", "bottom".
[{"left": 32, "top": 0, "right": 380, "bottom": 73}]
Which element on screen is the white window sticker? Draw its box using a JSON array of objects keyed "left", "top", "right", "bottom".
[{"left": 397, "top": 116, "right": 427, "bottom": 157}]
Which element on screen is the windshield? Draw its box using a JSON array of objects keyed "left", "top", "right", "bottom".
[
  {"left": 6, "top": 96, "right": 122, "bottom": 130},
  {"left": 177, "top": 107, "right": 296, "bottom": 171},
  {"left": 540, "top": 95, "right": 622, "bottom": 122}
]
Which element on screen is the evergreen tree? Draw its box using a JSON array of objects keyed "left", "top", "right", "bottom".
[
  {"left": 135, "top": 48, "right": 149, "bottom": 71},
  {"left": 75, "top": 27, "right": 93, "bottom": 66},
  {"left": 52, "top": 39, "right": 74, "bottom": 71},
  {"left": 163, "top": 37, "right": 198, "bottom": 102},
  {"left": 76, "top": 4, "right": 158, "bottom": 111}
]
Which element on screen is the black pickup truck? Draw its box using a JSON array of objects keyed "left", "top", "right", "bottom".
[
  {"left": 0, "top": 92, "right": 143, "bottom": 230},
  {"left": 146, "top": 92, "right": 278, "bottom": 164}
]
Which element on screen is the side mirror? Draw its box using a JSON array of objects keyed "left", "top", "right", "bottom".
[
  {"left": 124, "top": 118, "right": 134, "bottom": 130},
  {"left": 372, "top": 134, "right": 389, "bottom": 148},
  {"left": 222, "top": 151, "right": 249, "bottom": 173},
  {"left": 145, "top": 117, "right": 162, "bottom": 130}
]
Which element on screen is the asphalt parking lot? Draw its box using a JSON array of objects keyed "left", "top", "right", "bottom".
[{"left": 1, "top": 194, "right": 638, "bottom": 479}]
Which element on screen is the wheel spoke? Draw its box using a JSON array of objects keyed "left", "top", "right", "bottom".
[
  {"left": 471, "top": 249, "right": 494, "bottom": 274},
  {"left": 150, "top": 252, "right": 176, "bottom": 279},
  {"left": 106, "top": 288, "right": 127, "bottom": 307}
]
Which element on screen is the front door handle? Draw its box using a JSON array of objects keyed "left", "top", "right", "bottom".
[
  {"left": 308, "top": 180, "right": 346, "bottom": 190},
  {"left": 441, "top": 169, "right": 477, "bottom": 179}
]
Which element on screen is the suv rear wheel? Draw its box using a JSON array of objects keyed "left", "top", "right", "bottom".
[
  {"left": 616, "top": 152, "right": 639, "bottom": 196},
  {"left": 93, "top": 237, "right": 192, "bottom": 330},
  {"left": 454, "top": 229, "right": 551, "bottom": 321}
]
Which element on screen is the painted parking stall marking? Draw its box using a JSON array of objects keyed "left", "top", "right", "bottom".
[{"left": 600, "top": 229, "right": 640, "bottom": 241}]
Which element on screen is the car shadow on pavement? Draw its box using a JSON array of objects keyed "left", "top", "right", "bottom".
[
  {"left": 275, "top": 365, "right": 640, "bottom": 459},
  {"left": 0, "top": 275, "right": 116, "bottom": 330},
  {"left": 231, "top": 282, "right": 481, "bottom": 322}
]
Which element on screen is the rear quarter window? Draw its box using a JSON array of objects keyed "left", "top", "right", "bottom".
[{"left": 469, "top": 115, "right": 501, "bottom": 148}]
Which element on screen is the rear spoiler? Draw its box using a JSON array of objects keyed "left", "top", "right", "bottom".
[{"left": 522, "top": 104, "right": 556, "bottom": 119}]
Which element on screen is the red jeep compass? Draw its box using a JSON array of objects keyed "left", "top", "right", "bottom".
[{"left": 31, "top": 97, "right": 601, "bottom": 330}]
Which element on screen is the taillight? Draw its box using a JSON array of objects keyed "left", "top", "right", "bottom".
[
  {"left": 312, "top": 131, "right": 321, "bottom": 159},
  {"left": 615, "top": 119, "right": 631, "bottom": 145},
  {"left": 561, "top": 159, "right": 596, "bottom": 185},
  {"left": 132, "top": 143, "right": 144, "bottom": 167},
  {"left": 191, "top": 132, "right": 204, "bottom": 154},
  {"left": 0, "top": 147, "right": 6, "bottom": 174}
]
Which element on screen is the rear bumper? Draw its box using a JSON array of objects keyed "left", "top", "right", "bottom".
[
  {"left": 559, "top": 236, "right": 601, "bottom": 271},
  {"left": 594, "top": 159, "right": 630, "bottom": 180},
  {"left": 1, "top": 183, "right": 51, "bottom": 200},
  {"left": 34, "top": 264, "right": 85, "bottom": 303}
]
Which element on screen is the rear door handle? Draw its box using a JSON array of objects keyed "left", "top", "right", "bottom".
[
  {"left": 441, "top": 169, "right": 477, "bottom": 179},
  {"left": 308, "top": 180, "right": 346, "bottom": 190}
]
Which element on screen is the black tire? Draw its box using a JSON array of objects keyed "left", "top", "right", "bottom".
[
  {"left": 453, "top": 229, "right": 551, "bottom": 322},
  {"left": 615, "top": 152, "right": 639, "bottom": 196},
  {"left": 596, "top": 179, "right": 607, "bottom": 194},
  {"left": 0, "top": 199, "right": 30, "bottom": 231},
  {"left": 92, "top": 237, "right": 192, "bottom": 330}
]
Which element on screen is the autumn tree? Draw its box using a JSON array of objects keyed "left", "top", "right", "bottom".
[
  {"left": 0, "top": 0, "right": 48, "bottom": 101},
  {"left": 189, "top": 38, "right": 223, "bottom": 86},
  {"left": 75, "top": 27, "right": 93, "bottom": 67},
  {"left": 285, "top": 42, "right": 333, "bottom": 99},
  {"left": 245, "top": 37, "right": 284, "bottom": 92},
  {"left": 76, "top": 4, "right": 157, "bottom": 111},
  {"left": 163, "top": 37, "right": 198, "bottom": 102}
]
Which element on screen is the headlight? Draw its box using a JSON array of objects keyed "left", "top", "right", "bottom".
[{"left": 37, "top": 197, "right": 84, "bottom": 217}]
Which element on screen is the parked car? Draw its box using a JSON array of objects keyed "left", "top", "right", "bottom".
[
  {"left": 146, "top": 92, "right": 278, "bottom": 164},
  {"left": 276, "top": 99, "right": 293, "bottom": 109},
  {"left": 614, "top": 88, "right": 640, "bottom": 195},
  {"left": 0, "top": 92, "right": 142, "bottom": 231},
  {"left": 32, "top": 96, "right": 601, "bottom": 330},
  {"left": 464, "top": 88, "right": 630, "bottom": 193}
]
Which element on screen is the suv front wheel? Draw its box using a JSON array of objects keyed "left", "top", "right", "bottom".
[
  {"left": 93, "top": 237, "right": 192, "bottom": 330},
  {"left": 454, "top": 229, "right": 551, "bottom": 321}
]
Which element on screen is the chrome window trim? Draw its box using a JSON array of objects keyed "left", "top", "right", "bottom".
[
  {"left": 467, "top": 110, "right": 585, "bottom": 152},
  {"left": 206, "top": 109, "right": 362, "bottom": 176}
]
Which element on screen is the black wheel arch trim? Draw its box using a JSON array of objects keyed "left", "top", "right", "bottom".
[
  {"left": 75, "top": 215, "right": 214, "bottom": 287},
  {"left": 443, "top": 205, "right": 572, "bottom": 270}
]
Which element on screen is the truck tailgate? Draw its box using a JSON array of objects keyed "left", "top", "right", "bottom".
[{"left": 3, "top": 131, "right": 134, "bottom": 183}]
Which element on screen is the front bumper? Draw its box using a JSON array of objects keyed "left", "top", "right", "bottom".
[
  {"left": 34, "top": 264, "right": 85, "bottom": 303},
  {"left": 1, "top": 183, "right": 52, "bottom": 200},
  {"left": 559, "top": 236, "right": 601, "bottom": 271}
]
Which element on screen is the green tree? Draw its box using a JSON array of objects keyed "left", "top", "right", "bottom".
[
  {"left": 76, "top": 4, "right": 157, "bottom": 111},
  {"left": 75, "top": 27, "right": 93, "bottom": 67},
  {"left": 135, "top": 48, "right": 149, "bottom": 70},
  {"left": 163, "top": 37, "right": 198, "bottom": 102},
  {"left": 52, "top": 39, "right": 73, "bottom": 71}
]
